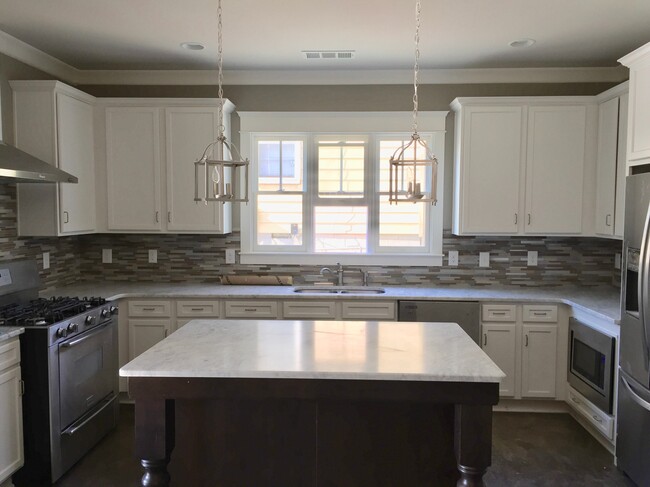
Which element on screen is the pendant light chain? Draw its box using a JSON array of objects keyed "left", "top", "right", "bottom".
[
  {"left": 217, "top": 0, "right": 225, "bottom": 138},
  {"left": 412, "top": 0, "right": 421, "bottom": 136}
]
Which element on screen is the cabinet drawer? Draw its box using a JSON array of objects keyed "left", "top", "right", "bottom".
[
  {"left": 482, "top": 304, "right": 516, "bottom": 322},
  {"left": 224, "top": 301, "right": 278, "bottom": 319},
  {"left": 128, "top": 300, "right": 172, "bottom": 317},
  {"left": 523, "top": 304, "right": 557, "bottom": 322},
  {"left": 0, "top": 338, "right": 20, "bottom": 372},
  {"left": 568, "top": 386, "right": 614, "bottom": 440},
  {"left": 283, "top": 301, "right": 336, "bottom": 319},
  {"left": 176, "top": 300, "right": 220, "bottom": 318},
  {"left": 342, "top": 301, "right": 396, "bottom": 320}
]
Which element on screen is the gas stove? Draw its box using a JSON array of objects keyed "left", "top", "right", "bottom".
[{"left": 0, "top": 296, "right": 117, "bottom": 346}]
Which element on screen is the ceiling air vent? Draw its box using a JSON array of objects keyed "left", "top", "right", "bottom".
[{"left": 302, "top": 50, "right": 355, "bottom": 60}]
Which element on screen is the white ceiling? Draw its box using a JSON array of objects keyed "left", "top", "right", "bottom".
[{"left": 0, "top": 0, "right": 648, "bottom": 71}]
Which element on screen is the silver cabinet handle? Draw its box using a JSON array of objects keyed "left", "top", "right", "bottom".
[
  {"left": 492, "top": 311, "right": 507, "bottom": 316},
  {"left": 244, "top": 308, "right": 257, "bottom": 312},
  {"left": 571, "top": 397, "right": 581, "bottom": 405},
  {"left": 525, "top": 334, "right": 529, "bottom": 347},
  {"left": 155, "top": 211, "right": 160, "bottom": 223},
  {"left": 191, "top": 308, "right": 205, "bottom": 311},
  {"left": 483, "top": 333, "right": 487, "bottom": 346},
  {"left": 592, "top": 415, "right": 603, "bottom": 423},
  {"left": 606, "top": 214, "right": 612, "bottom": 227},
  {"left": 168, "top": 211, "right": 172, "bottom": 223},
  {"left": 514, "top": 213, "right": 518, "bottom": 225},
  {"left": 63, "top": 211, "right": 70, "bottom": 224},
  {"left": 142, "top": 307, "right": 156, "bottom": 311},
  {"left": 527, "top": 214, "right": 531, "bottom": 225},
  {"left": 164, "top": 329, "right": 168, "bottom": 338}
]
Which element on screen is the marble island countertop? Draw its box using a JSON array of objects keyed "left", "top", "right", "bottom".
[
  {"left": 120, "top": 319, "right": 506, "bottom": 383},
  {"left": 44, "top": 281, "right": 622, "bottom": 323},
  {"left": 0, "top": 326, "right": 25, "bottom": 342}
]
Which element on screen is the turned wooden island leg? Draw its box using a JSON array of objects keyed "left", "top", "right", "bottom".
[
  {"left": 135, "top": 398, "right": 175, "bottom": 487},
  {"left": 454, "top": 404, "right": 493, "bottom": 487}
]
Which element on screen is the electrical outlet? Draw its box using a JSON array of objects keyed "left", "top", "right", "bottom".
[
  {"left": 102, "top": 249, "right": 112, "bottom": 264},
  {"left": 527, "top": 251, "right": 538, "bottom": 267},
  {"left": 479, "top": 252, "right": 490, "bottom": 268},
  {"left": 43, "top": 252, "right": 50, "bottom": 270},
  {"left": 225, "top": 249, "right": 236, "bottom": 264},
  {"left": 615, "top": 253, "right": 622, "bottom": 270},
  {"left": 148, "top": 249, "right": 158, "bottom": 264},
  {"left": 448, "top": 250, "right": 459, "bottom": 266}
]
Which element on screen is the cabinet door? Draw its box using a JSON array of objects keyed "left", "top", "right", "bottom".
[
  {"left": 594, "top": 97, "right": 619, "bottom": 236},
  {"left": 57, "top": 93, "right": 96, "bottom": 234},
  {"left": 525, "top": 106, "right": 586, "bottom": 234},
  {"left": 106, "top": 107, "right": 162, "bottom": 231},
  {"left": 128, "top": 319, "right": 172, "bottom": 360},
  {"left": 458, "top": 106, "right": 523, "bottom": 234},
  {"left": 481, "top": 324, "right": 516, "bottom": 397},
  {"left": 521, "top": 324, "right": 557, "bottom": 398},
  {"left": 614, "top": 93, "right": 629, "bottom": 238},
  {"left": 166, "top": 107, "right": 226, "bottom": 232},
  {"left": 0, "top": 365, "right": 23, "bottom": 482},
  {"left": 627, "top": 58, "right": 650, "bottom": 162}
]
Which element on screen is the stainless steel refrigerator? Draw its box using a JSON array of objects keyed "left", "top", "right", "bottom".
[{"left": 618, "top": 172, "right": 650, "bottom": 486}]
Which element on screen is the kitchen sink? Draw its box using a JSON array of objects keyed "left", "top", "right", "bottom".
[{"left": 293, "top": 286, "right": 385, "bottom": 294}]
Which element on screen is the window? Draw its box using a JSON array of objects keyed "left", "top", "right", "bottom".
[{"left": 239, "top": 112, "right": 446, "bottom": 265}]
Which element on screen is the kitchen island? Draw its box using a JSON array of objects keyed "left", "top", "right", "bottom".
[{"left": 120, "top": 319, "right": 504, "bottom": 487}]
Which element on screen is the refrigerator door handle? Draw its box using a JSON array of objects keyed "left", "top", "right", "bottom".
[
  {"left": 621, "top": 375, "right": 650, "bottom": 413},
  {"left": 639, "top": 202, "right": 650, "bottom": 362}
]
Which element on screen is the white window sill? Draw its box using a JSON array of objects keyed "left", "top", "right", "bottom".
[{"left": 239, "top": 252, "right": 444, "bottom": 267}]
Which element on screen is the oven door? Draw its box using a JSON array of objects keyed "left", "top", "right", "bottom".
[
  {"left": 568, "top": 318, "right": 615, "bottom": 413},
  {"left": 58, "top": 320, "right": 118, "bottom": 430}
]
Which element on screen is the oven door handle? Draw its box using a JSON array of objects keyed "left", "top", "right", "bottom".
[
  {"left": 621, "top": 376, "right": 650, "bottom": 413},
  {"left": 62, "top": 394, "right": 117, "bottom": 436},
  {"left": 61, "top": 322, "right": 110, "bottom": 348}
]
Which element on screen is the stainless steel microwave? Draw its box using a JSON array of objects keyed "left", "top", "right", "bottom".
[{"left": 568, "top": 318, "right": 616, "bottom": 414}]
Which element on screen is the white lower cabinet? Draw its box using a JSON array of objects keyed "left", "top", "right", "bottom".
[
  {"left": 481, "top": 303, "right": 560, "bottom": 400},
  {"left": 128, "top": 319, "right": 172, "bottom": 360},
  {"left": 0, "top": 338, "right": 24, "bottom": 483},
  {"left": 482, "top": 324, "right": 516, "bottom": 397},
  {"left": 521, "top": 324, "right": 557, "bottom": 398}
]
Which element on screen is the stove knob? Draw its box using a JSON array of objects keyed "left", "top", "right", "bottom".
[
  {"left": 67, "top": 322, "right": 79, "bottom": 333},
  {"left": 85, "top": 315, "right": 95, "bottom": 326},
  {"left": 101, "top": 309, "right": 109, "bottom": 319},
  {"left": 56, "top": 327, "right": 68, "bottom": 338},
  {"left": 110, "top": 306, "right": 118, "bottom": 315}
]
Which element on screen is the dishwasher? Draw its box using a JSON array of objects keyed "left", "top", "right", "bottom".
[{"left": 398, "top": 301, "right": 480, "bottom": 344}]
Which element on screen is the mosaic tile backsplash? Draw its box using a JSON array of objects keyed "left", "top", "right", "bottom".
[
  {"left": 0, "top": 183, "right": 622, "bottom": 290},
  {"left": 77, "top": 232, "right": 622, "bottom": 288}
]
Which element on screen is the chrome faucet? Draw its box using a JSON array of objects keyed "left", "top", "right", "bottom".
[{"left": 320, "top": 262, "right": 344, "bottom": 286}]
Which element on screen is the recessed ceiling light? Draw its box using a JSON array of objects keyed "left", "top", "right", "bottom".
[
  {"left": 509, "top": 38, "right": 536, "bottom": 48},
  {"left": 180, "top": 42, "right": 205, "bottom": 51}
]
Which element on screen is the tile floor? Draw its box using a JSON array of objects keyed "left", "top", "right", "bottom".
[{"left": 50, "top": 406, "right": 636, "bottom": 487}]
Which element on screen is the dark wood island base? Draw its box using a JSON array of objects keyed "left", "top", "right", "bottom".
[{"left": 130, "top": 377, "right": 498, "bottom": 487}]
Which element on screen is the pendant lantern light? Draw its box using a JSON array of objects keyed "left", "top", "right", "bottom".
[
  {"left": 194, "top": 0, "right": 249, "bottom": 204},
  {"left": 388, "top": 0, "right": 438, "bottom": 205}
]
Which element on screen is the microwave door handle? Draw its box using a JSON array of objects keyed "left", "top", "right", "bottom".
[{"left": 639, "top": 202, "right": 650, "bottom": 364}]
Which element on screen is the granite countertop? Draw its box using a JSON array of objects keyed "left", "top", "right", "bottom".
[
  {"left": 0, "top": 326, "right": 25, "bottom": 342},
  {"left": 44, "top": 282, "right": 622, "bottom": 323},
  {"left": 119, "top": 319, "right": 505, "bottom": 383}
]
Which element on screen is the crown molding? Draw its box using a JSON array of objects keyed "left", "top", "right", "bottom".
[
  {"left": 0, "top": 28, "right": 630, "bottom": 86},
  {"left": 0, "top": 30, "right": 78, "bottom": 82}
]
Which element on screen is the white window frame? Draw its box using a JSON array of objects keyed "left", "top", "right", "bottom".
[{"left": 239, "top": 111, "right": 447, "bottom": 266}]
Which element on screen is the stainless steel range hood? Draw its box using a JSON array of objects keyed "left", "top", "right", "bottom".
[{"left": 0, "top": 142, "right": 78, "bottom": 183}]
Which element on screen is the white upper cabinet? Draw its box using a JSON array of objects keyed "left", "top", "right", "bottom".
[
  {"left": 106, "top": 107, "right": 162, "bottom": 231},
  {"left": 11, "top": 81, "right": 96, "bottom": 236},
  {"left": 594, "top": 83, "right": 629, "bottom": 239},
  {"left": 452, "top": 105, "right": 523, "bottom": 234},
  {"left": 99, "top": 99, "right": 233, "bottom": 234},
  {"left": 524, "top": 105, "right": 586, "bottom": 234},
  {"left": 620, "top": 42, "right": 650, "bottom": 166},
  {"left": 166, "top": 107, "right": 229, "bottom": 232},
  {"left": 451, "top": 97, "right": 593, "bottom": 236}
]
